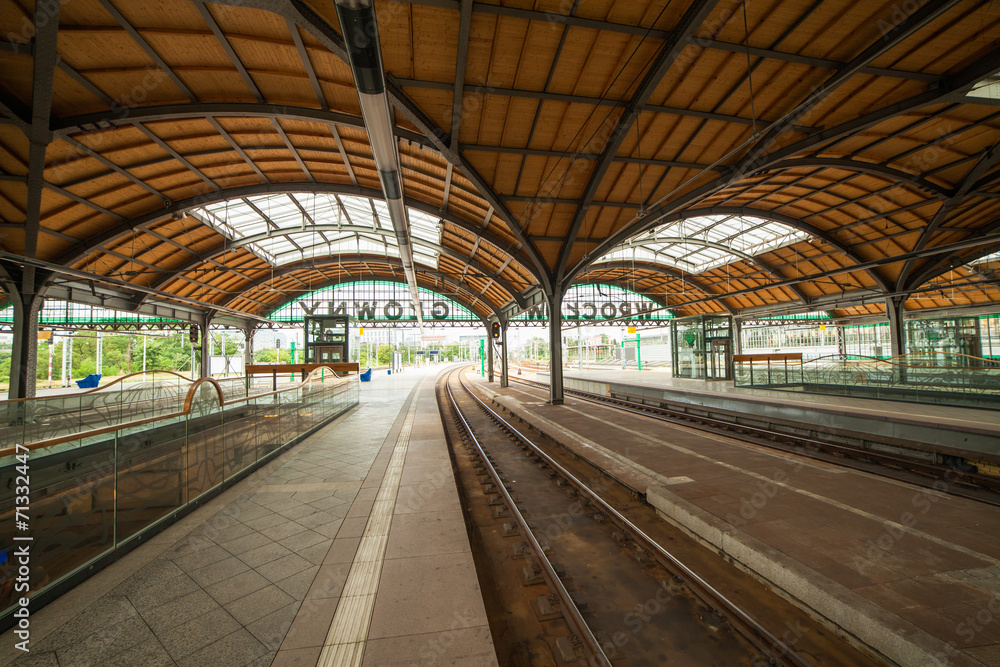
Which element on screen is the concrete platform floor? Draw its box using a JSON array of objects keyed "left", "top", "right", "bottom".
[
  {"left": 557, "top": 368, "right": 1000, "bottom": 436},
  {"left": 0, "top": 364, "right": 496, "bottom": 667},
  {"left": 479, "top": 374, "right": 1000, "bottom": 666}
]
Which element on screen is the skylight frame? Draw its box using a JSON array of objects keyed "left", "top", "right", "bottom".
[
  {"left": 595, "top": 214, "right": 810, "bottom": 274},
  {"left": 194, "top": 193, "right": 444, "bottom": 269}
]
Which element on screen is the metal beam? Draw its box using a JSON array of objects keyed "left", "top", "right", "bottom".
[
  {"left": 329, "top": 124, "right": 358, "bottom": 185},
  {"left": 557, "top": 0, "right": 723, "bottom": 286},
  {"left": 51, "top": 91, "right": 547, "bottom": 287},
  {"left": 271, "top": 118, "right": 314, "bottom": 181},
  {"left": 578, "top": 259, "right": 733, "bottom": 312},
  {"left": 400, "top": 78, "right": 790, "bottom": 130},
  {"left": 52, "top": 182, "right": 535, "bottom": 277},
  {"left": 450, "top": 0, "right": 473, "bottom": 150},
  {"left": 96, "top": 0, "right": 197, "bottom": 101},
  {"left": 52, "top": 102, "right": 428, "bottom": 145},
  {"left": 385, "top": 76, "right": 549, "bottom": 290},
  {"left": 620, "top": 231, "right": 1000, "bottom": 314},
  {"left": 194, "top": 0, "right": 263, "bottom": 101},
  {"left": 288, "top": 18, "right": 327, "bottom": 108},
  {"left": 614, "top": 235, "right": 811, "bottom": 303},
  {"left": 565, "top": 49, "right": 1000, "bottom": 289},
  {"left": 148, "top": 221, "right": 526, "bottom": 305},
  {"left": 208, "top": 117, "right": 270, "bottom": 182},
  {"left": 217, "top": 256, "right": 500, "bottom": 319},
  {"left": 735, "top": 0, "right": 961, "bottom": 175},
  {"left": 701, "top": 38, "right": 941, "bottom": 82},
  {"left": 1, "top": 250, "right": 286, "bottom": 324},
  {"left": 135, "top": 123, "right": 219, "bottom": 189},
  {"left": 904, "top": 212, "right": 1000, "bottom": 291},
  {"left": 0, "top": 90, "right": 31, "bottom": 131},
  {"left": 767, "top": 157, "right": 950, "bottom": 199},
  {"left": 57, "top": 134, "right": 169, "bottom": 202},
  {"left": 24, "top": 2, "right": 60, "bottom": 264},
  {"left": 899, "top": 141, "right": 1000, "bottom": 288},
  {"left": 461, "top": 143, "right": 715, "bottom": 171},
  {"left": 44, "top": 182, "right": 125, "bottom": 221}
]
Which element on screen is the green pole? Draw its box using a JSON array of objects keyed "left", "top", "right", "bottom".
[
  {"left": 637, "top": 332, "right": 641, "bottom": 371},
  {"left": 480, "top": 339, "right": 485, "bottom": 376},
  {"left": 290, "top": 341, "right": 296, "bottom": 364}
]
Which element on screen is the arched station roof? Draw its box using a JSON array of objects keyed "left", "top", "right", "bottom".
[{"left": 1, "top": 0, "right": 999, "bottom": 326}]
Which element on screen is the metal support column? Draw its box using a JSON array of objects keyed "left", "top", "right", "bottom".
[
  {"left": 885, "top": 297, "right": 907, "bottom": 383},
  {"left": 733, "top": 319, "right": 744, "bottom": 355},
  {"left": 199, "top": 312, "right": 213, "bottom": 378},
  {"left": 243, "top": 325, "right": 255, "bottom": 369},
  {"left": 96, "top": 332, "right": 103, "bottom": 375},
  {"left": 487, "top": 325, "right": 494, "bottom": 382},
  {"left": 886, "top": 297, "right": 907, "bottom": 358},
  {"left": 8, "top": 288, "right": 42, "bottom": 400},
  {"left": 1, "top": 262, "right": 44, "bottom": 401},
  {"left": 547, "top": 290, "right": 564, "bottom": 404},
  {"left": 500, "top": 321, "right": 509, "bottom": 388}
]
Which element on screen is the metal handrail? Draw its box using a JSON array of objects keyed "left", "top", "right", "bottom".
[
  {"left": 0, "top": 365, "right": 353, "bottom": 457},
  {"left": 0, "top": 370, "right": 196, "bottom": 404}
]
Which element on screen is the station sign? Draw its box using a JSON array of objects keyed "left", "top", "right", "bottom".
[
  {"left": 296, "top": 299, "right": 453, "bottom": 321},
  {"left": 515, "top": 298, "right": 671, "bottom": 323}
]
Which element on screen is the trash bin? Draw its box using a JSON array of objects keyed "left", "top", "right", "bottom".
[
  {"left": 360, "top": 368, "right": 372, "bottom": 382},
  {"left": 75, "top": 373, "right": 102, "bottom": 389}
]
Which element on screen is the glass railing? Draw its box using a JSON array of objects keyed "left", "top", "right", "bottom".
[
  {"left": 734, "top": 353, "right": 1000, "bottom": 407},
  {"left": 0, "top": 371, "right": 305, "bottom": 449},
  {"left": 0, "top": 366, "right": 358, "bottom": 622}
]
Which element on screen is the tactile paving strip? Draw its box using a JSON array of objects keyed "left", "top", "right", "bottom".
[{"left": 316, "top": 381, "right": 421, "bottom": 666}]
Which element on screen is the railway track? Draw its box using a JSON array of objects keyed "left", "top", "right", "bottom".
[
  {"left": 510, "top": 375, "right": 1000, "bottom": 507},
  {"left": 438, "top": 366, "right": 855, "bottom": 666}
]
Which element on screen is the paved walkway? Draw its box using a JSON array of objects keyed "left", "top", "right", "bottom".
[{"left": 0, "top": 365, "right": 495, "bottom": 667}]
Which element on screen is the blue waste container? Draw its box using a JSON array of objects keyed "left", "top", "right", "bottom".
[
  {"left": 75, "top": 373, "right": 101, "bottom": 389},
  {"left": 360, "top": 368, "right": 372, "bottom": 382}
]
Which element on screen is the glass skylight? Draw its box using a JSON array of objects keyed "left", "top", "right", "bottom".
[
  {"left": 595, "top": 214, "right": 809, "bottom": 274},
  {"left": 191, "top": 193, "right": 443, "bottom": 268},
  {"left": 968, "top": 75, "right": 1000, "bottom": 100},
  {"left": 969, "top": 250, "right": 1000, "bottom": 267}
]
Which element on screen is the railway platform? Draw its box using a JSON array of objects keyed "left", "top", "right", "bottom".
[
  {"left": 0, "top": 365, "right": 496, "bottom": 667},
  {"left": 543, "top": 368, "right": 1000, "bottom": 460},
  {"left": 477, "top": 371, "right": 1000, "bottom": 667}
]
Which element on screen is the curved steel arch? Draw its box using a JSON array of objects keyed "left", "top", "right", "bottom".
[
  {"left": 568, "top": 205, "right": 891, "bottom": 293},
  {"left": 904, "top": 242, "right": 1000, "bottom": 294},
  {"left": 193, "top": 0, "right": 553, "bottom": 293},
  {"left": 53, "top": 182, "right": 541, "bottom": 286},
  {"left": 566, "top": 279, "right": 670, "bottom": 309},
  {"left": 52, "top": 102, "right": 429, "bottom": 144},
  {"left": 766, "top": 157, "right": 950, "bottom": 199},
  {"left": 219, "top": 258, "right": 500, "bottom": 321},
  {"left": 145, "top": 224, "right": 527, "bottom": 309},
  {"left": 564, "top": 51, "right": 1000, "bottom": 293},
  {"left": 606, "top": 235, "right": 811, "bottom": 304},
  {"left": 578, "top": 260, "right": 735, "bottom": 314}
]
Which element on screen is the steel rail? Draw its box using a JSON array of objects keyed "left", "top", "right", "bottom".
[
  {"left": 511, "top": 376, "right": 1000, "bottom": 505},
  {"left": 458, "top": 372, "right": 811, "bottom": 667},
  {"left": 443, "top": 369, "right": 612, "bottom": 666}
]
